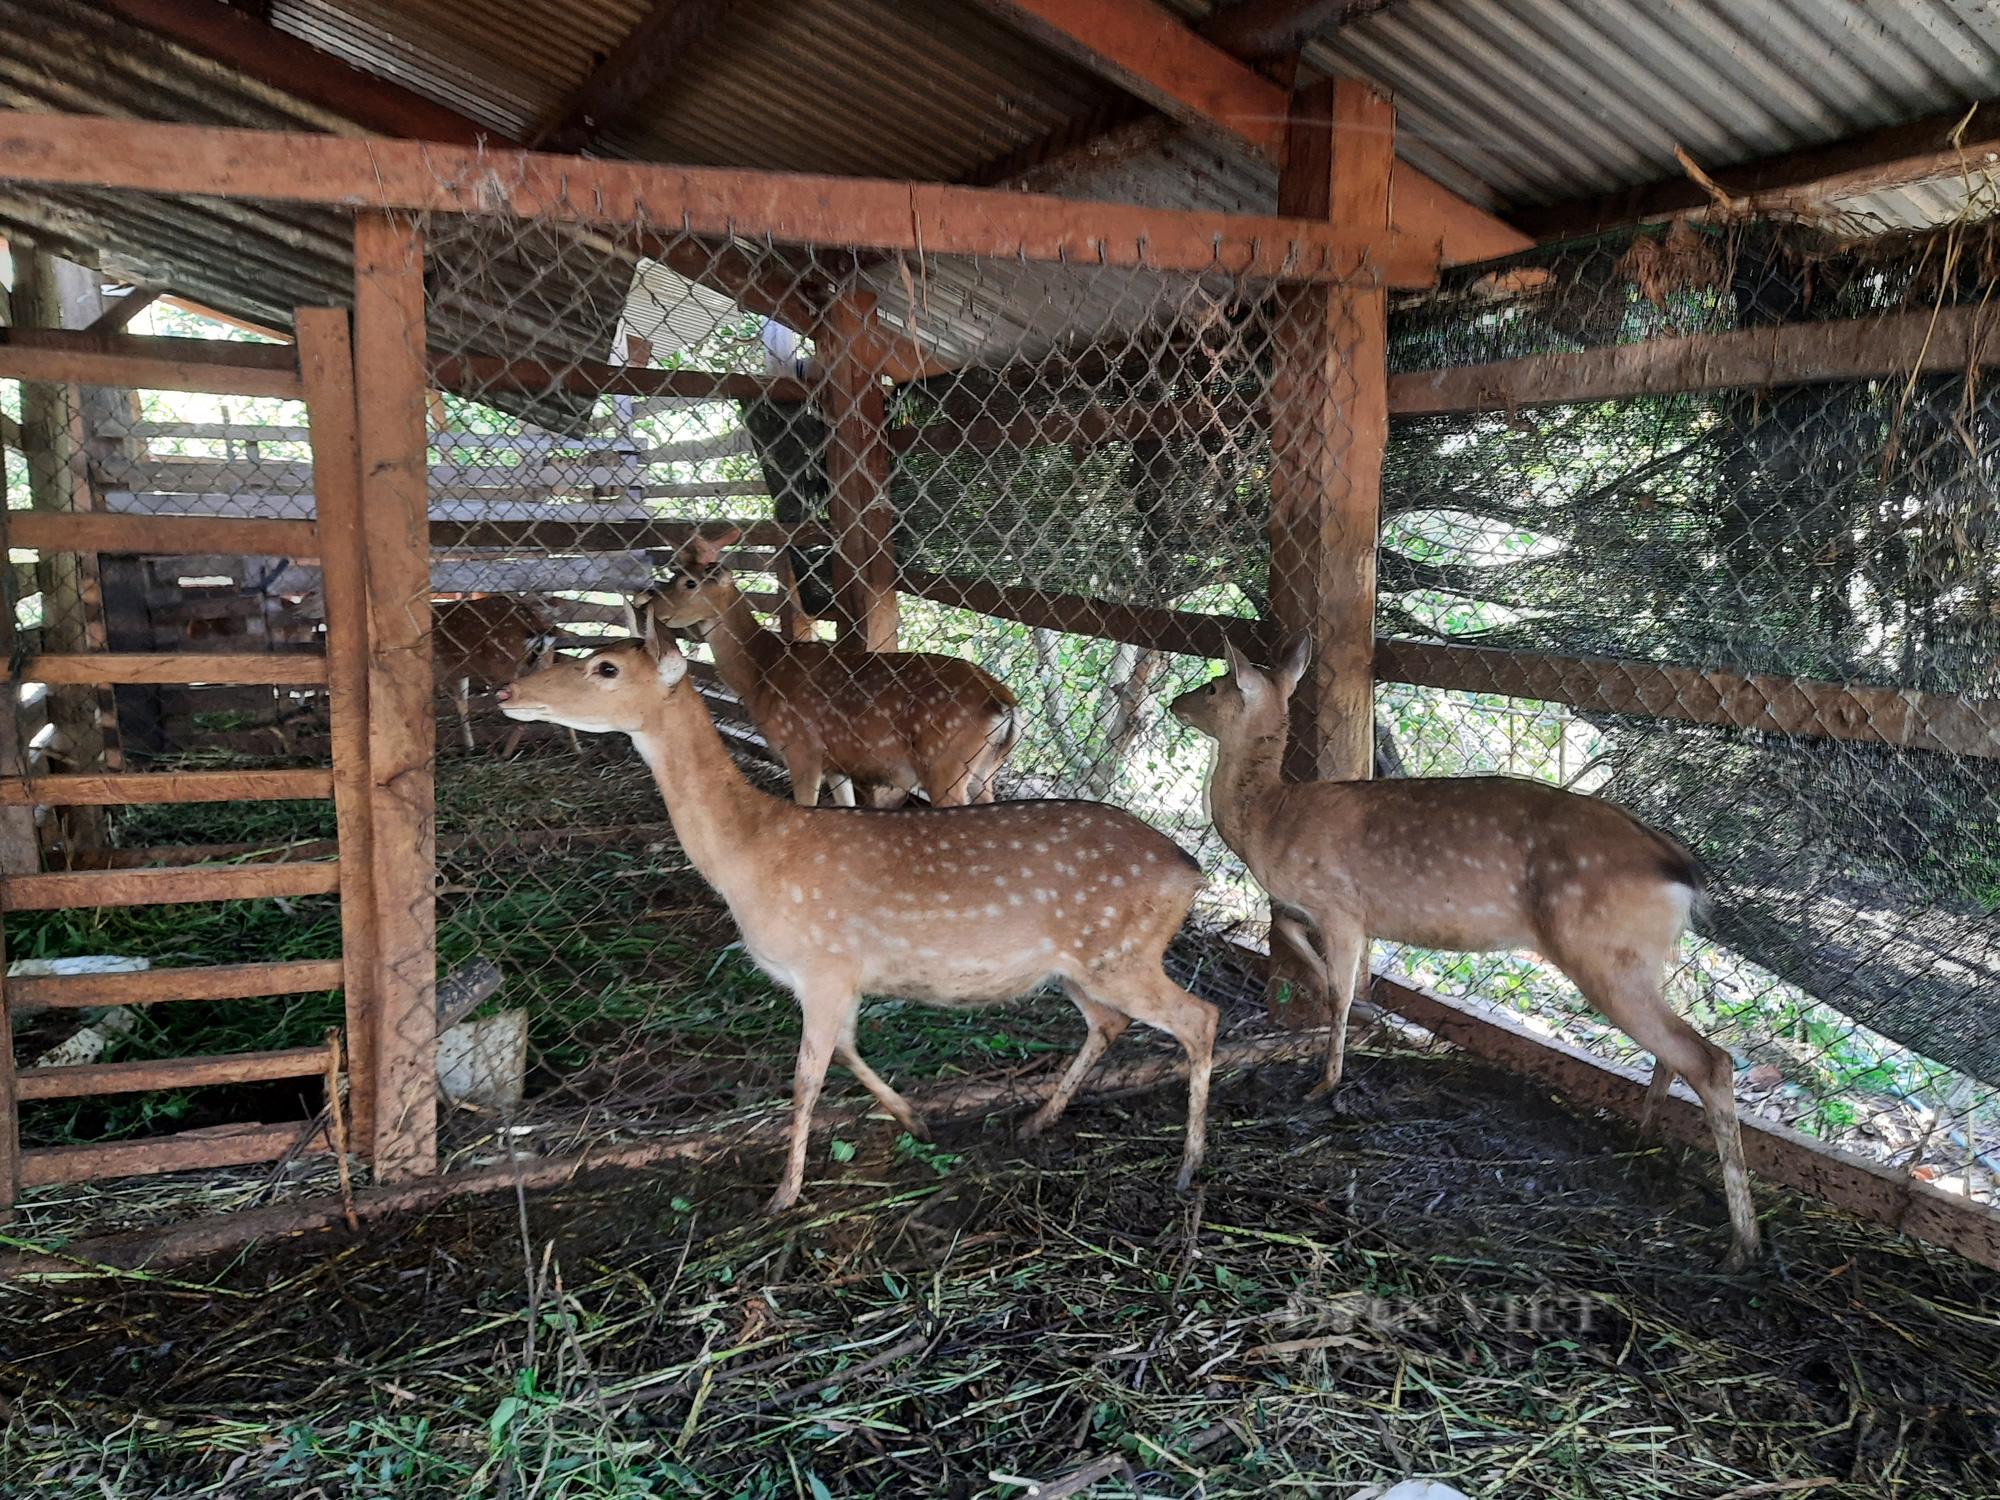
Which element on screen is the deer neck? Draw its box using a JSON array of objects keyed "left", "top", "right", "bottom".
[
  {"left": 1206, "top": 723, "right": 1287, "bottom": 861},
  {"left": 627, "top": 681, "right": 776, "bottom": 899},
  {"left": 701, "top": 584, "right": 774, "bottom": 699}
]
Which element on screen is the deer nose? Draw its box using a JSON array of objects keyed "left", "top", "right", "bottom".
[{"left": 495, "top": 686, "right": 512, "bottom": 702}]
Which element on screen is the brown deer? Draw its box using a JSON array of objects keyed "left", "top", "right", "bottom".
[
  {"left": 433, "top": 594, "right": 569, "bottom": 755},
  {"left": 1170, "top": 639, "right": 1759, "bottom": 1271},
  {"left": 632, "top": 527, "right": 1018, "bottom": 808},
  {"left": 497, "top": 623, "right": 1217, "bottom": 1213}
]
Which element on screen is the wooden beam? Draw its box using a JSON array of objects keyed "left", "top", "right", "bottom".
[
  {"left": 99, "top": 0, "right": 498, "bottom": 147},
  {"left": 822, "top": 294, "right": 898, "bottom": 650},
  {"left": 1197, "top": 0, "right": 1358, "bottom": 59},
  {"left": 1375, "top": 639, "right": 2000, "bottom": 761},
  {"left": 901, "top": 569, "right": 1261, "bottom": 659},
  {"left": 0, "top": 112, "right": 1435, "bottom": 284},
  {"left": 1370, "top": 975, "right": 2000, "bottom": 1273},
  {"left": 1269, "top": 78, "right": 1389, "bottom": 782},
  {"left": 0, "top": 328, "right": 302, "bottom": 399},
  {"left": 1515, "top": 101, "right": 2000, "bottom": 240},
  {"left": 534, "top": 0, "right": 737, "bottom": 153},
  {"left": 8, "top": 959, "right": 344, "bottom": 1011},
  {"left": 20, "top": 1120, "right": 327, "bottom": 1187},
  {"left": 0, "top": 769, "right": 333, "bottom": 805},
  {"left": 16, "top": 1046, "right": 326, "bottom": 1102},
  {"left": 1390, "top": 303, "right": 2000, "bottom": 416},
  {"left": 352, "top": 213, "right": 438, "bottom": 1183},
  {"left": 2, "top": 861, "right": 341, "bottom": 910},
  {"left": 8, "top": 653, "right": 328, "bottom": 686},
  {"left": 85, "top": 288, "right": 163, "bottom": 334},
  {"left": 8, "top": 509, "right": 318, "bottom": 558},
  {"left": 961, "top": 0, "right": 1527, "bottom": 265},
  {"left": 297, "top": 305, "right": 381, "bottom": 1155},
  {"left": 433, "top": 354, "right": 807, "bottom": 405},
  {"left": 888, "top": 396, "right": 1257, "bottom": 456}
]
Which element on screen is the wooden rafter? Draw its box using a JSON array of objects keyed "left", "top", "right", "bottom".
[
  {"left": 963, "top": 0, "right": 1529, "bottom": 264},
  {"left": 1514, "top": 100, "right": 2000, "bottom": 240},
  {"left": 533, "top": 0, "right": 737, "bottom": 154}
]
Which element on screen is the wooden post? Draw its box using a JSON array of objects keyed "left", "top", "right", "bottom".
[
  {"left": 1268, "top": 78, "right": 1390, "bottom": 782},
  {"left": 351, "top": 214, "right": 437, "bottom": 1181},
  {"left": 297, "top": 307, "right": 381, "bottom": 1153},
  {"left": 821, "top": 293, "right": 899, "bottom": 651}
]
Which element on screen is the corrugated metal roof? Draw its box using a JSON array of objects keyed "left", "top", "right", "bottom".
[{"left": 601, "top": 0, "right": 1113, "bottom": 180}]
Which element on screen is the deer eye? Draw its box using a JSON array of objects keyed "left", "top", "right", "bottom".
[
  {"left": 594, "top": 659, "right": 620, "bottom": 679},
  {"left": 681, "top": 576, "right": 698, "bottom": 591}
]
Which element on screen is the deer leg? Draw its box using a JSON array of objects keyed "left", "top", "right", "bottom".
[
  {"left": 767, "top": 990, "right": 849, "bottom": 1214},
  {"left": 1638, "top": 1063, "right": 1677, "bottom": 1140},
  {"left": 454, "top": 678, "right": 475, "bottom": 753},
  {"left": 1573, "top": 957, "right": 1760, "bottom": 1271},
  {"left": 1018, "top": 991, "right": 1130, "bottom": 1141},
  {"left": 1304, "top": 918, "right": 1367, "bottom": 1100},
  {"left": 922, "top": 761, "right": 979, "bottom": 808},
  {"left": 1083, "top": 969, "right": 1217, "bottom": 1190},
  {"left": 784, "top": 746, "right": 825, "bottom": 808},
  {"left": 827, "top": 774, "right": 858, "bottom": 808},
  {"left": 838, "top": 1012, "right": 928, "bottom": 1141}
]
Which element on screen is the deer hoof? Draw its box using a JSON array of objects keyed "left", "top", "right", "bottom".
[
  {"left": 1014, "top": 1113, "right": 1049, "bottom": 1143},
  {"left": 1717, "top": 1244, "right": 1754, "bottom": 1276},
  {"left": 762, "top": 1184, "right": 801, "bottom": 1216},
  {"left": 901, "top": 1114, "right": 932, "bottom": 1144},
  {"left": 1305, "top": 1077, "right": 1340, "bottom": 1102}
]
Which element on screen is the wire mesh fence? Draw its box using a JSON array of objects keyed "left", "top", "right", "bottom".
[{"left": 4, "top": 181, "right": 1997, "bottom": 1236}]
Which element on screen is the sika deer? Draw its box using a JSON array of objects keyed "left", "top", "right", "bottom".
[
  {"left": 433, "top": 594, "right": 569, "bottom": 756},
  {"left": 1170, "top": 639, "right": 1760, "bottom": 1270},
  {"left": 497, "top": 624, "right": 1217, "bottom": 1213},
  {"left": 632, "top": 527, "right": 1018, "bottom": 807}
]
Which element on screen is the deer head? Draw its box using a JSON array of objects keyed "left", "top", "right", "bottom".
[
  {"left": 641, "top": 525, "right": 745, "bottom": 631},
  {"left": 1168, "top": 636, "right": 1311, "bottom": 742},
  {"left": 498, "top": 615, "right": 690, "bottom": 737}
]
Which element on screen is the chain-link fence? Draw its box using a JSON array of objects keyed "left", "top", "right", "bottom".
[{"left": 5, "top": 182, "right": 1996, "bottom": 1235}]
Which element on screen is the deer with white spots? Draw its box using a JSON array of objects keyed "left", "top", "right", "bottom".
[
  {"left": 498, "top": 619, "right": 1217, "bottom": 1213},
  {"left": 1170, "top": 638, "right": 1759, "bottom": 1271},
  {"left": 631, "top": 527, "right": 1018, "bottom": 807}
]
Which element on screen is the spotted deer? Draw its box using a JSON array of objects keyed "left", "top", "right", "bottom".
[
  {"left": 433, "top": 594, "right": 569, "bottom": 756},
  {"left": 631, "top": 527, "right": 1018, "bottom": 807},
  {"left": 497, "top": 624, "right": 1217, "bottom": 1213},
  {"left": 1170, "top": 638, "right": 1759, "bottom": 1270}
]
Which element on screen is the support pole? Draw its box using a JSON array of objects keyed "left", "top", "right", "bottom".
[
  {"left": 297, "top": 307, "right": 380, "bottom": 1153},
  {"left": 1268, "top": 77, "right": 1390, "bottom": 782},
  {"left": 821, "top": 293, "right": 899, "bottom": 652},
  {"left": 350, "top": 214, "right": 437, "bottom": 1181}
]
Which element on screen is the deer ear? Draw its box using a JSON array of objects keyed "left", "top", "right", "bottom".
[
  {"left": 712, "top": 523, "right": 743, "bottom": 549},
  {"left": 1223, "top": 639, "right": 1269, "bottom": 705},
  {"left": 653, "top": 636, "right": 688, "bottom": 687},
  {"left": 680, "top": 534, "right": 720, "bottom": 572},
  {"left": 1276, "top": 634, "right": 1312, "bottom": 697},
  {"left": 628, "top": 593, "right": 661, "bottom": 654}
]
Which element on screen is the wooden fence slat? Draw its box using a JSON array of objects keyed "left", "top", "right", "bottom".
[
  {"left": 0, "top": 327, "right": 304, "bottom": 399},
  {"left": 432, "top": 355, "right": 806, "bottom": 405},
  {"left": 353, "top": 213, "right": 438, "bottom": 1182},
  {"left": 429, "top": 518, "right": 827, "bottom": 553},
  {"left": 16, "top": 1046, "right": 328, "bottom": 1101},
  {"left": 8, "top": 653, "right": 328, "bottom": 686},
  {"left": 8, "top": 509, "right": 319, "bottom": 557},
  {"left": 8, "top": 959, "right": 345, "bottom": 1011},
  {"left": 0, "top": 770, "right": 333, "bottom": 806},
  {"left": 297, "top": 304, "right": 382, "bottom": 1155},
  {"left": 899, "top": 569, "right": 1262, "bottom": 659},
  {"left": 2, "top": 861, "right": 341, "bottom": 910},
  {"left": 19, "top": 1122, "right": 327, "bottom": 1186}
]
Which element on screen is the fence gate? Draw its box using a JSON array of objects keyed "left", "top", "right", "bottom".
[{"left": 0, "top": 308, "right": 385, "bottom": 1208}]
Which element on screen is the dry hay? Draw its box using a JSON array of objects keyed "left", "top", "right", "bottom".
[{"left": 4, "top": 1044, "right": 1996, "bottom": 1499}]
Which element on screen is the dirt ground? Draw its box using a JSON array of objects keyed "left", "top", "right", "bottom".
[{"left": 4, "top": 1044, "right": 1997, "bottom": 1499}]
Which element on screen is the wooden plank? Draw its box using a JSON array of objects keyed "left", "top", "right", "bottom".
[
  {"left": 353, "top": 213, "right": 438, "bottom": 1182},
  {"left": 1269, "top": 78, "right": 1390, "bottom": 783},
  {"left": 1516, "top": 101, "right": 2000, "bottom": 240},
  {"left": 9, "top": 959, "right": 344, "bottom": 1012},
  {"left": 822, "top": 293, "right": 898, "bottom": 651},
  {"left": 1370, "top": 975, "right": 2000, "bottom": 1273},
  {"left": 963, "top": 0, "right": 1527, "bottom": 265},
  {"left": 0, "top": 328, "right": 303, "bottom": 398},
  {"left": 8, "top": 508, "right": 318, "bottom": 558},
  {"left": 3, "top": 861, "right": 341, "bottom": 910},
  {"left": 1375, "top": 639, "right": 2000, "bottom": 760},
  {"left": 18, "top": 1120, "right": 328, "bottom": 1187},
  {"left": 9, "top": 653, "right": 328, "bottom": 686},
  {"left": 17, "top": 1046, "right": 326, "bottom": 1101},
  {"left": 431, "top": 355, "right": 806, "bottom": 405},
  {"left": 0, "top": 111, "right": 1437, "bottom": 284},
  {"left": 85, "top": 287, "right": 162, "bottom": 334},
  {"left": 900, "top": 569, "right": 1260, "bottom": 659},
  {"left": 297, "top": 305, "right": 382, "bottom": 1155},
  {"left": 1390, "top": 304, "right": 2000, "bottom": 416},
  {"left": 0, "top": 769, "right": 331, "bottom": 806},
  {"left": 430, "top": 518, "right": 828, "bottom": 553}
]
